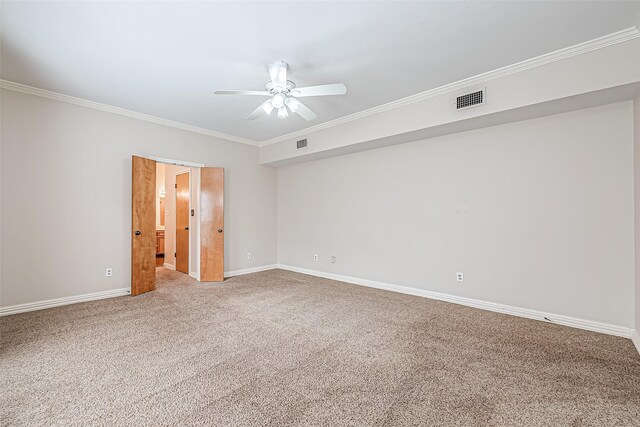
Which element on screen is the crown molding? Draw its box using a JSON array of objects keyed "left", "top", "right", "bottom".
[
  {"left": 259, "top": 26, "right": 640, "bottom": 147},
  {"left": 0, "top": 79, "right": 259, "bottom": 147},
  {"left": 3, "top": 26, "right": 638, "bottom": 148}
]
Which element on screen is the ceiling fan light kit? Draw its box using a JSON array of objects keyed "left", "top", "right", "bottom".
[
  {"left": 271, "top": 92, "right": 286, "bottom": 109},
  {"left": 214, "top": 61, "right": 347, "bottom": 121}
]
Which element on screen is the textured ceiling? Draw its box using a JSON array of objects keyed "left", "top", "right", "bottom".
[{"left": 2, "top": 1, "right": 639, "bottom": 142}]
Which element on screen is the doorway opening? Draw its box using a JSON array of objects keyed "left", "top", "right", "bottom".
[
  {"left": 155, "top": 163, "right": 199, "bottom": 278},
  {"left": 132, "top": 155, "right": 225, "bottom": 296}
]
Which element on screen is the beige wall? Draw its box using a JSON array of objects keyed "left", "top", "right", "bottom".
[
  {"left": 155, "top": 163, "right": 165, "bottom": 229},
  {"left": 1, "top": 86, "right": 636, "bottom": 332},
  {"left": 0, "top": 89, "right": 277, "bottom": 307},
  {"left": 278, "top": 102, "right": 635, "bottom": 328}
]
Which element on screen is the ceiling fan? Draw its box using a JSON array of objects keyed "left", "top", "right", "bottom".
[{"left": 214, "top": 61, "right": 347, "bottom": 121}]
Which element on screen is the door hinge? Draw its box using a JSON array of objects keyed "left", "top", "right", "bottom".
[
  {"left": 174, "top": 252, "right": 177, "bottom": 257},
  {"left": 175, "top": 184, "right": 177, "bottom": 189}
]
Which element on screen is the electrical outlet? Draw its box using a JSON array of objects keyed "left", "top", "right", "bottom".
[
  {"left": 456, "top": 272, "right": 464, "bottom": 282},
  {"left": 247, "top": 252, "right": 252, "bottom": 260},
  {"left": 313, "top": 254, "right": 319, "bottom": 261},
  {"left": 331, "top": 256, "right": 336, "bottom": 264},
  {"left": 106, "top": 268, "right": 113, "bottom": 277}
]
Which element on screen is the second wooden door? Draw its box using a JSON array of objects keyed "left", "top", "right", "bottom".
[
  {"left": 175, "top": 172, "right": 190, "bottom": 274},
  {"left": 200, "top": 167, "right": 224, "bottom": 281}
]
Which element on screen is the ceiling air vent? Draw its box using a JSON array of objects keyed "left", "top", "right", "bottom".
[
  {"left": 456, "top": 89, "right": 485, "bottom": 110},
  {"left": 296, "top": 138, "right": 308, "bottom": 150}
]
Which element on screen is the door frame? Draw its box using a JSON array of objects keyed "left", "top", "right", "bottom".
[
  {"left": 150, "top": 156, "right": 204, "bottom": 168},
  {"left": 175, "top": 169, "right": 191, "bottom": 276}
]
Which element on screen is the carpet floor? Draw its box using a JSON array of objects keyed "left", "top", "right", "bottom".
[{"left": 1, "top": 268, "right": 639, "bottom": 426}]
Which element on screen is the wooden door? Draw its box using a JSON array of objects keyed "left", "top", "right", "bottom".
[
  {"left": 200, "top": 168, "right": 224, "bottom": 281},
  {"left": 131, "top": 155, "right": 156, "bottom": 296},
  {"left": 176, "top": 172, "right": 190, "bottom": 274}
]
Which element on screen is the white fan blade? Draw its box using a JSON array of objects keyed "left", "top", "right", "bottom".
[
  {"left": 215, "top": 90, "right": 271, "bottom": 96},
  {"left": 268, "top": 62, "right": 288, "bottom": 90},
  {"left": 247, "top": 100, "right": 273, "bottom": 120},
  {"left": 292, "top": 100, "right": 317, "bottom": 121},
  {"left": 261, "top": 101, "right": 275, "bottom": 116},
  {"left": 290, "top": 83, "right": 346, "bottom": 97}
]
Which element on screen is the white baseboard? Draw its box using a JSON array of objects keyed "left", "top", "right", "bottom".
[
  {"left": 4, "top": 264, "right": 633, "bottom": 348},
  {"left": 164, "top": 263, "right": 277, "bottom": 279},
  {"left": 276, "top": 264, "right": 632, "bottom": 339},
  {"left": 163, "top": 263, "right": 176, "bottom": 270},
  {"left": 224, "top": 264, "right": 278, "bottom": 278},
  {"left": 0, "top": 264, "right": 277, "bottom": 316},
  {"left": 0, "top": 288, "right": 131, "bottom": 316},
  {"left": 632, "top": 330, "right": 640, "bottom": 356}
]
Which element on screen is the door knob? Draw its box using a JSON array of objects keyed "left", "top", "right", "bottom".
[
  {"left": 218, "top": 229, "right": 223, "bottom": 233},
  {"left": 185, "top": 227, "right": 189, "bottom": 231},
  {"left": 135, "top": 230, "right": 141, "bottom": 235}
]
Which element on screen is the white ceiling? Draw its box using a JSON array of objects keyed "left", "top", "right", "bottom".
[{"left": 2, "top": 1, "right": 640, "bottom": 143}]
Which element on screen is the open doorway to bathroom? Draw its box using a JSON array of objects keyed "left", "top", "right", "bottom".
[
  {"left": 132, "top": 155, "right": 225, "bottom": 296},
  {"left": 155, "top": 162, "right": 200, "bottom": 278}
]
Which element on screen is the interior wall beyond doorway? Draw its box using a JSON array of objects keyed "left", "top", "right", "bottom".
[
  {"left": 163, "top": 164, "right": 199, "bottom": 277},
  {"left": 156, "top": 163, "right": 166, "bottom": 229}
]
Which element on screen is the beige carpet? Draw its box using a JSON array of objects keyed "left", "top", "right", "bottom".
[{"left": 1, "top": 268, "right": 639, "bottom": 426}]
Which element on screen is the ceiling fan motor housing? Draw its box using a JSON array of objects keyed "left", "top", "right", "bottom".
[{"left": 265, "top": 80, "right": 296, "bottom": 94}]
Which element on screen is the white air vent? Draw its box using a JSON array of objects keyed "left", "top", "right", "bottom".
[
  {"left": 456, "top": 89, "right": 485, "bottom": 110},
  {"left": 296, "top": 139, "right": 308, "bottom": 149}
]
